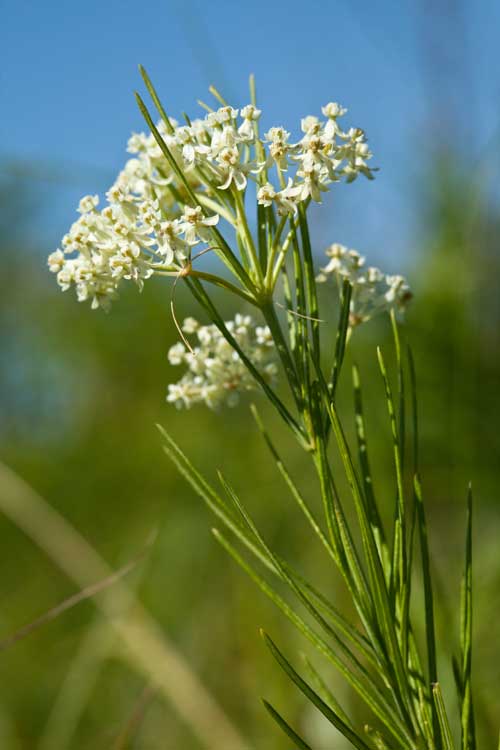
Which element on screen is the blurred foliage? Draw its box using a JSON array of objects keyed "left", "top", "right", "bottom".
[{"left": 0, "top": 161, "right": 499, "bottom": 749}]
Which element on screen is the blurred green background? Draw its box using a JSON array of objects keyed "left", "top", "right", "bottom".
[{"left": 2, "top": 1, "right": 500, "bottom": 748}]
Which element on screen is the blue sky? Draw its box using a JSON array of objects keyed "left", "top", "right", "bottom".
[{"left": 2, "top": 0, "right": 500, "bottom": 267}]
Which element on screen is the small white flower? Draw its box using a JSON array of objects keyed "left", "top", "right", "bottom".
[
  {"left": 322, "top": 102, "right": 347, "bottom": 119},
  {"left": 257, "top": 179, "right": 300, "bottom": 214},
  {"left": 167, "top": 382, "right": 194, "bottom": 409},
  {"left": 385, "top": 275, "right": 412, "bottom": 307},
  {"left": 301, "top": 115, "right": 321, "bottom": 135},
  {"left": 264, "top": 126, "right": 290, "bottom": 143},
  {"left": 156, "top": 220, "right": 188, "bottom": 264},
  {"left": 56, "top": 261, "right": 77, "bottom": 291},
  {"left": 216, "top": 146, "right": 250, "bottom": 191},
  {"left": 255, "top": 326, "right": 273, "bottom": 346},
  {"left": 182, "top": 317, "right": 199, "bottom": 334},
  {"left": 238, "top": 104, "right": 261, "bottom": 141},
  {"left": 240, "top": 105, "right": 261, "bottom": 120},
  {"left": 106, "top": 184, "right": 131, "bottom": 204},
  {"left": 338, "top": 128, "right": 375, "bottom": 182},
  {"left": 257, "top": 182, "right": 277, "bottom": 206},
  {"left": 108, "top": 242, "right": 153, "bottom": 289},
  {"left": 168, "top": 342, "right": 187, "bottom": 365},
  {"left": 295, "top": 164, "right": 329, "bottom": 203},
  {"left": 47, "top": 249, "right": 65, "bottom": 273},
  {"left": 276, "top": 179, "right": 302, "bottom": 214},
  {"left": 175, "top": 126, "right": 199, "bottom": 166},
  {"left": 180, "top": 206, "right": 219, "bottom": 245},
  {"left": 322, "top": 102, "right": 347, "bottom": 139},
  {"left": 215, "top": 106, "right": 239, "bottom": 124},
  {"left": 78, "top": 195, "right": 99, "bottom": 214},
  {"left": 263, "top": 127, "right": 295, "bottom": 170}
]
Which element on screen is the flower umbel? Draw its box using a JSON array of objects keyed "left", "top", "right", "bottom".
[
  {"left": 317, "top": 242, "right": 412, "bottom": 326},
  {"left": 48, "top": 85, "right": 375, "bottom": 309},
  {"left": 167, "top": 315, "right": 278, "bottom": 409}
]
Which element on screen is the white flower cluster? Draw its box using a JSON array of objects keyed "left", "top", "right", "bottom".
[
  {"left": 257, "top": 104, "right": 374, "bottom": 213},
  {"left": 167, "top": 315, "right": 278, "bottom": 409},
  {"left": 48, "top": 95, "right": 373, "bottom": 309},
  {"left": 317, "top": 244, "right": 412, "bottom": 326},
  {"left": 46, "top": 118, "right": 220, "bottom": 310}
]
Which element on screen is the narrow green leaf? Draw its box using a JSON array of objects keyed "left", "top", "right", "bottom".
[
  {"left": 377, "top": 347, "right": 406, "bottom": 609},
  {"left": 352, "top": 364, "right": 390, "bottom": 580},
  {"left": 249, "top": 73, "right": 257, "bottom": 108},
  {"left": 281, "top": 264, "right": 300, "bottom": 372},
  {"left": 432, "top": 683, "right": 455, "bottom": 750},
  {"left": 408, "top": 347, "right": 439, "bottom": 746},
  {"left": 185, "top": 277, "right": 306, "bottom": 445},
  {"left": 407, "top": 347, "right": 419, "bottom": 471},
  {"left": 135, "top": 92, "right": 197, "bottom": 204},
  {"left": 196, "top": 193, "right": 237, "bottom": 225},
  {"left": 138, "top": 65, "right": 176, "bottom": 134},
  {"left": 260, "top": 296, "right": 305, "bottom": 415},
  {"left": 212, "top": 530, "right": 412, "bottom": 749},
  {"left": 289, "top": 222, "right": 311, "bottom": 402},
  {"left": 298, "top": 202, "right": 320, "bottom": 362},
  {"left": 232, "top": 186, "right": 263, "bottom": 281},
  {"left": 415, "top": 683, "right": 436, "bottom": 750},
  {"left": 460, "top": 485, "right": 474, "bottom": 750},
  {"left": 309, "top": 359, "right": 386, "bottom": 658},
  {"left": 160, "top": 418, "right": 379, "bottom": 679},
  {"left": 197, "top": 98, "right": 214, "bottom": 113},
  {"left": 262, "top": 700, "right": 313, "bottom": 750},
  {"left": 400, "top": 501, "right": 416, "bottom": 670},
  {"left": 312, "top": 434, "right": 345, "bottom": 560},
  {"left": 208, "top": 84, "right": 228, "bottom": 106},
  {"left": 256, "top": 203, "right": 267, "bottom": 269},
  {"left": 413, "top": 474, "right": 438, "bottom": 687},
  {"left": 296, "top": 578, "right": 381, "bottom": 674},
  {"left": 330, "top": 280, "right": 352, "bottom": 398},
  {"left": 249, "top": 73, "right": 267, "bottom": 189},
  {"left": 313, "top": 444, "right": 382, "bottom": 655},
  {"left": 262, "top": 631, "right": 372, "bottom": 750},
  {"left": 250, "top": 404, "right": 336, "bottom": 564},
  {"left": 217, "top": 473, "right": 377, "bottom": 688},
  {"left": 325, "top": 399, "right": 416, "bottom": 730},
  {"left": 390, "top": 310, "right": 406, "bottom": 471},
  {"left": 158, "top": 426, "right": 275, "bottom": 575},
  {"left": 452, "top": 653, "right": 463, "bottom": 699},
  {"left": 302, "top": 654, "right": 352, "bottom": 728},
  {"left": 160, "top": 428, "right": 388, "bottom": 724},
  {"left": 364, "top": 725, "right": 393, "bottom": 750}
]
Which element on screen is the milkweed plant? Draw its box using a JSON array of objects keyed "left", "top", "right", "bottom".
[{"left": 47, "top": 67, "right": 479, "bottom": 750}]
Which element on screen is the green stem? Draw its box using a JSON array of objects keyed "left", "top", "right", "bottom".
[
  {"left": 233, "top": 187, "right": 263, "bottom": 284},
  {"left": 270, "top": 199, "right": 311, "bottom": 287},
  {"left": 298, "top": 202, "right": 320, "bottom": 362},
  {"left": 264, "top": 213, "right": 289, "bottom": 291},
  {"left": 260, "top": 298, "right": 302, "bottom": 413},
  {"left": 189, "top": 271, "right": 257, "bottom": 306}
]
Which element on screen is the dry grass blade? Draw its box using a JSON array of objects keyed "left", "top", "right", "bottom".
[
  {"left": 0, "top": 542, "right": 151, "bottom": 652},
  {"left": 39, "top": 617, "right": 115, "bottom": 750},
  {"left": 0, "top": 461, "right": 251, "bottom": 750},
  {"left": 112, "top": 685, "right": 155, "bottom": 750}
]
